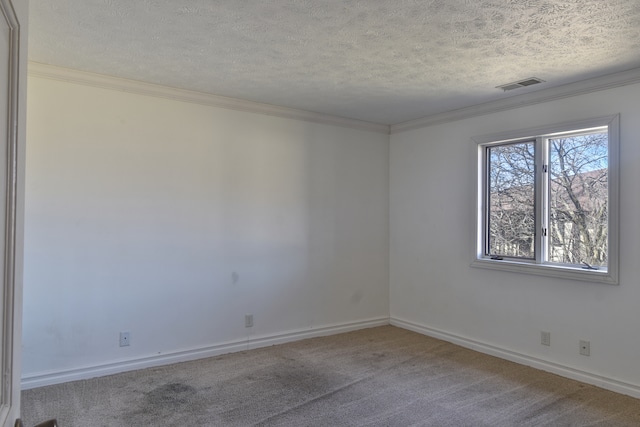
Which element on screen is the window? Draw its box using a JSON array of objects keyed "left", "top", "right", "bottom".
[{"left": 473, "top": 115, "right": 619, "bottom": 284}]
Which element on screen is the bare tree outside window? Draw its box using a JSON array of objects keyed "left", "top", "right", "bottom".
[
  {"left": 487, "top": 141, "right": 535, "bottom": 258},
  {"left": 549, "top": 132, "right": 608, "bottom": 266},
  {"left": 485, "top": 130, "right": 608, "bottom": 266}
]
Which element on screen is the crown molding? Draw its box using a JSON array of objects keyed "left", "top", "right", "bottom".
[
  {"left": 27, "top": 62, "right": 390, "bottom": 135},
  {"left": 391, "top": 67, "right": 640, "bottom": 134},
  {"left": 29, "top": 62, "right": 640, "bottom": 137}
]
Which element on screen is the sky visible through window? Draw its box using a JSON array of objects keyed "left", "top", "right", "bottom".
[{"left": 487, "top": 129, "right": 608, "bottom": 266}]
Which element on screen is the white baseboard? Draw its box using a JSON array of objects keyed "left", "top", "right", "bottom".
[
  {"left": 390, "top": 317, "right": 640, "bottom": 399},
  {"left": 25, "top": 316, "right": 640, "bottom": 399},
  {"left": 21, "top": 317, "right": 389, "bottom": 390}
]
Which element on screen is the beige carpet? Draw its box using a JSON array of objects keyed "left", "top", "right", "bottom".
[{"left": 21, "top": 326, "right": 640, "bottom": 426}]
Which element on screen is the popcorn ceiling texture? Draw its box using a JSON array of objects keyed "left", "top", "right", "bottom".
[{"left": 29, "top": 0, "right": 640, "bottom": 124}]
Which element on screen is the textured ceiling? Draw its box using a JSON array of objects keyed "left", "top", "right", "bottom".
[{"left": 29, "top": 0, "right": 640, "bottom": 125}]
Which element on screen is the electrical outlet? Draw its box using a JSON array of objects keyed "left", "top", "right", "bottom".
[
  {"left": 119, "top": 331, "right": 130, "bottom": 347},
  {"left": 245, "top": 314, "right": 253, "bottom": 328},
  {"left": 579, "top": 340, "right": 590, "bottom": 356},
  {"left": 541, "top": 331, "right": 550, "bottom": 346}
]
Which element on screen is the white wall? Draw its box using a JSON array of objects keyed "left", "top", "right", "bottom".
[
  {"left": 25, "top": 67, "right": 640, "bottom": 398},
  {"left": 390, "top": 82, "right": 640, "bottom": 396},
  {"left": 22, "top": 75, "right": 389, "bottom": 383}
]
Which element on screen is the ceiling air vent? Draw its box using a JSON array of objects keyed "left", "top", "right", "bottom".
[{"left": 496, "top": 77, "right": 545, "bottom": 91}]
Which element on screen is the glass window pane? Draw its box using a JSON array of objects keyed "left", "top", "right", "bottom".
[
  {"left": 487, "top": 141, "right": 536, "bottom": 258},
  {"left": 548, "top": 131, "right": 608, "bottom": 266}
]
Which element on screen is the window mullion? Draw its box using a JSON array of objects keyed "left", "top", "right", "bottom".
[
  {"left": 483, "top": 146, "right": 491, "bottom": 256},
  {"left": 534, "top": 137, "right": 546, "bottom": 264}
]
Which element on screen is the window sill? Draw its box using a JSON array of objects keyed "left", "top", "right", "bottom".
[{"left": 471, "top": 258, "right": 618, "bottom": 285}]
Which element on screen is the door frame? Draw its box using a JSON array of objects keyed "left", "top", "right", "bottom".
[{"left": 0, "top": 0, "right": 21, "bottom": 425}]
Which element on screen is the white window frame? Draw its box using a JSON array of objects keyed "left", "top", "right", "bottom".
[{"left": 472, "top": 115, "right": 619, "bottom": 285}]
